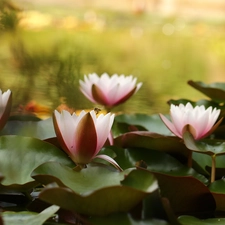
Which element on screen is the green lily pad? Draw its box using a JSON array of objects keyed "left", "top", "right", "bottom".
[
  {"left": 0, "top": 118, "right": 55, "bottom": 140},
  {"left": 32, "top": 162, "right": 158, "bottom": 216},
  {"left": 1, "top": 205, "right": 59, "bottom": 225},
  {"left": 0, "top": 135, "right": 74, "bottom": 191},
  {"left": 178, "top": 215, "right": 225, "bottom": 225},
  {"left": 183, "top": 132, "right": 225, "bottom": 176},
  {"left": 111, "top": 147, "right": 207, "bottom": 183},
  {"left": 208, "top": 179, "right": 225, "bottom": 211},
  {"left": 114, "top": 114, "right": 171, "bottom": 136},
  {"left": 183, "top": 131, "right": 225, "bottom": 156},
  {"left": 89, "top": 213, "right": 171, "bottom": 225},
  {"left": 188, "top": 80, "right": 225, "bottom": 103},
  {"left": 192, "top": 152, "right": 225, "bottom": 177}
]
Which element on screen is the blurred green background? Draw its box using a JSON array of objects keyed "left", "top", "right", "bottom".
[{"left": 1, "top": 0, "right": 225, "bottom": 116}]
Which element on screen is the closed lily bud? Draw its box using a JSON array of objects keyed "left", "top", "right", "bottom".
[
  {"left": 53, "top": 109, "right": 122, "bottom": 170},
  {"left": 159, "top": 102, "right": 222, "bottom": 140},
  {"left": 79, "top": 73, "right": 142, "bottom": 108},
  {"left": 0, "top": 89, "right": 12, "bottom": 130}
]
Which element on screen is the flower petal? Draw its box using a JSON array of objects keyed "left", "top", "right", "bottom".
[
  {"left": 0, "top": 90, "right": 12, "bottom": 130},
  {"left": 95, "top": 154, "right": 123, "bottom": 171},
  {"left": 74, "top": 112, "right": 98, "bottom": 164},
  {"left": 159, "top": 113, "right": 182, "bottom": 138}
]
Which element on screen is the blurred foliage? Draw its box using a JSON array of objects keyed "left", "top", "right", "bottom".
[{"left": 0, "top": 0, "right": 20, "bottom": 31}]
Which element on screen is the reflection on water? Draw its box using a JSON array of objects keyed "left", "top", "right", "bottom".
[{"left": 1, "top": 1, "right": 225, "bottom": 116}]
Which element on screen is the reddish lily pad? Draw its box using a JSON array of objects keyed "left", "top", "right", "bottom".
[
  {"left": 109, "top": 147, "right": 213, "bottom": 216},
  {"left": 0, "top": 135, "right": 74, "bottom": 191},
  {"left": 32, "top": 162, "right": 158, "bottom": 216},
  {"left": 114, "top": 131, "right": 188, "bottom": 156},
  {"left": 152, "top": 172, "right": 215, "bottom": 216}
]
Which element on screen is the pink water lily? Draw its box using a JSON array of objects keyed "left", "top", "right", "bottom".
[
  {"left": 0, "top": 89, "right": 12, "bottom": 130},
  {"left": 159, "top": 102, "right": 222, "bottom": 140},
  {"left": 53, "top": 109, "right": 122, "bottom": 170},
  {"left": 79, "top": 73, "right": 142, "bottom": 108}
]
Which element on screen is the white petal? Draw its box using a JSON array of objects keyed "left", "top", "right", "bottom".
[{"left": 94, "top": 154, "right": 123, "bottom": 171}]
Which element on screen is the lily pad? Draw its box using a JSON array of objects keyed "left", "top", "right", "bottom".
[
  {"left": 114, "top": 131, "right": 188, "bottom": 156},
  {"left": 0, "top": 135, "right": 74, "bottom": 191},
  {"left": 178, "top": 215, "right": 225, "bottom": 225},
  {"left": 208, "top": 179, "right": 225, "bottom": 211},
  {"left": 110, "top": 147, "right": 214, "bottom": 216},
  {"left": 153, "top": 172, "right": 215, "bottom": 216},
  {"left": 183, "top": 131, "right": 225, "bottom": 156},
  {"left": 0, "top": 118, "right": 55, "bottom": 140},
  {"left": 188, "top": 80, "right": 225, "bottom": 103},
  {"left": 114, "top": 114, "right": 171, "bottom": 136},
  {"left": 1, "top": 205, "right": 59, "bottom": 225},
  {"left": 111, "top": 147, "right": 207, "bottom": 183},
  {"left": 32, "top": 162, "right": 158, "bottom": 216},
  {"left": 192, "top": 152, "right": 225, "bottom": 177},
  {"left": 89, "top": 213, "right": 171, "bottom": 225}
]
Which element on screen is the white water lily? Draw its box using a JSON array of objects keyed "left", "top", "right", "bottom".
[
  {"left": 79, "top": 73, "right": 142, "bottom": 108},
  {"left": 53, "top": 109, "right": 122, "bottom": 170},
  {"left": 159, "top": 102, "right": 222, "bottom": 140},
  {"left": 0, "top": 89, "right": 12, "bottom": 130}
]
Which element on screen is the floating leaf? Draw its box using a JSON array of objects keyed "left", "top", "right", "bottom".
[
  {"left": 178, "top": 215, "right": 225, "bottom": 225},
  {"left": 153, "top": 172, "right": 215, "bottom": 216},
  {"left": 111, "top": 147, "right": 213, "bottom": 216},
  {"left": 0, "top": 135, "right": 74, "bottom": 191},
  {"left": 188, "top": 80, "right": 225, "bottom": 103},
  {"left": 112, "top": 147, "right": 207, "bottom": 183},
  {"left": 183, "top": 131, "right": 225, "bottom": 156},
  {"left": 208, "top": 179, "right": 225, "bottom": 211},
  {"left": 32, "top": 162, "right": 158, "bottom": 216},
  {"left": 114, "top": 131, "right": 188, "bottom": 157},
  {"left": 1, "top": 205, "right": 59, "bottom": 225},
  {"left": 0, "top": 118, "right": 55, "bottom": 140},
  {"left": 192, "top": 152, "right": 225, "bottom": 178},
  {"left": 89, "top": 213, "right": 171, "bottom": 225},
  {"left": 114, "top": 114, "right": 171, "bottom": 135}
]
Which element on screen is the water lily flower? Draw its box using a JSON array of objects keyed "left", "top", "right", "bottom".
[
  {"left": 159, "top": 102, "right": 222, "bottom": 140},
  {"left": 53, "top": 109, "right": 122, "bottom": 170},
  {"left": 79, "top": 73, "right": 142, "bottom": 108},
  {"left": 0, "top": 89, "right": 12, "bottom": 130}
]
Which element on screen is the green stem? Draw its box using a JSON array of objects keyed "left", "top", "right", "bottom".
[
  {"left": 187, "top": 150, "right": 192, "bottom": 168},
  {"left": 211, "top": 154, "right": 216, "bottom": 183}
]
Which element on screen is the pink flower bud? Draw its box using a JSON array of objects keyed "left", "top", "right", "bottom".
[{"left": 53, "top": 110, "right": 121, "bottom": 169}]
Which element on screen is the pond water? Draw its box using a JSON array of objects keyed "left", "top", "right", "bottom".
[{"left": 1, "top": 6, "right": 225, "bottom": 117}]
